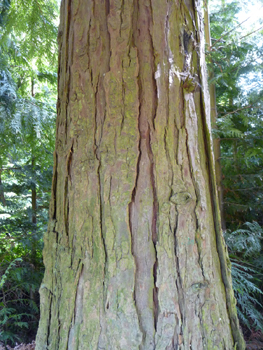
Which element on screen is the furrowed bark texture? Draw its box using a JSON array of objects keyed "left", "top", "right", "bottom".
[{"left": 36, "top": 0, "right": 245, "bottom": 349}]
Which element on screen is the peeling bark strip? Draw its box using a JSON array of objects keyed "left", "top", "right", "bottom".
[{"left": 36, "top": 1, "right": 245, "bottom": 350}]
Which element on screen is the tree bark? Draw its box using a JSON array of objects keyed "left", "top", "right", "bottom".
[{"left": 36, "top": 0, "right": 245, "bottom": 349}]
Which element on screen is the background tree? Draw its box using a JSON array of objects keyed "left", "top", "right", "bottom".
[
  {"left": 36, "top": 0, "right": 245, "bottom": 349},
  {"left": 208, "top": 0, "right": 263, "bottom": 228},
  {"left": 207, "top": 0, "right": 263, "bottom": 340},
  {"left": 203, "top": 0, "right": 225, "bottom": 229},
  {"left": 0, "top": 0, "right": 58, "bottom": 345}
]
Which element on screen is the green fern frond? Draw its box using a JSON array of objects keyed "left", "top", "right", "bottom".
[
  {"left": 225, "top": 221, "right": 262, "bottom": 258},
  {"left": 225, "top": 222, "right": 263, "bottom": 332},
  {"left": 0, "top": 258, "right": 22, "bottom": 288}
]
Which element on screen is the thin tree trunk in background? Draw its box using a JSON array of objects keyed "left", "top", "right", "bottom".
[
  {"left": 30, "top": 155, "right": 38, "bottom": 274},
  {"left": 0, "top": 170, "right": 6, "bottom": 206},
  {"left": 32, "top": 188, "right": 37, "bottom": 224},
  {"left": 233, "top": 140, "right": 238, "bottom": 171},
  {"left": 31, "top": 79, "right": 37, "bottom": 271},
  {"left": 31, "top": 78, "right": 37, "bottom": 225},
  {"left": 31, "top": 159, "right": 37, "bottom": 300},
  {"left": 36, "top": 1, "right": 245, "bottom": 349},
  {"left": 203, "top": 0, "right": 225, "bottom": 231},
  {"left": 32, "top": 158, "right": 37, "bottom": 225}
]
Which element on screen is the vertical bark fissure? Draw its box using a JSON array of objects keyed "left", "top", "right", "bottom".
[
  {"left": 95, "top": 3, "right": 113, "bottom": 344},
  {"left": 128, "top": 1, "right": 159, "bottom": 348},
  {"left": 93, "top": 75, "right": 108, "bottom": 313},
  {"left": 163, "top": 3, "right": 187, "bottom": 346},
  {"left": 56, "top": 263, "right": 62, "bottom": 348},
  {"left": 93, "top": 0, "right": 111, "bottom": 323},
  {"left": 128, "top": 0, "right": 144, "bottom": 341},
  {"left": 46, "top": 300, "right": 52, "bottom": 347},
  {"left": 164, "top": 3, "right": 175, "bottom": 189},
  {"left": 64, "top": 141, "right": 73, "bottom": 239},
  {"left": 164, "top": 127, "right": 174, "bottom": 186},
  {"left": 148, "top": 127, "right": 159, "bottom": 331},
  {"left": 149, "top": 0, "right": 159, "bottom": 333},
  {"left": 62, "top": 0, "right": 73, "bottom": 244},
  {"left": 120, "top": 75, "right": 125, "bottom": 132},
  {"left": 52, "top": 11, "right": 59, "bottom": 224},
  {"left": 95, "top": 1, "right": 110, "bottom": 150},
  {"left": 64, "top": 0, "right": 72, "bottom": 143},
  {"left": 173, "top": 213, "right": 185, "bottom": 345},
  {"left": 183, "top": 97, "right": 208, "bottom": 282},
  {"left": 149, "top": 0, "right": 158, "bottom": 132},
  {"left": 128, "top": 90, "right": 144, "bottom": 341},
  {"left": 99, "top": 160, "right": 108, "bottom": 306},
  {"left": 105, "top": 0, "right": 110, "bottom": 16},
  {"left": 67, "top": 260, "right": 84, "bottom": 350},
  {"left": 44, "top": 252, "right": 57, "bottom": 349},
  {"left": 171, "top": 65, "right": 186, "bottom": 350},
  {"left": 119, "top": 0, "right": 124, "bottom": 38},
  {"left": 63, "top": 179, "right": 69, "bottom": 240}
]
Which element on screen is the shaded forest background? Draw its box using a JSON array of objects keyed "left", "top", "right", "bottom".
[{"left": 0, "top": 0, "right": 263, "bottom": 346}]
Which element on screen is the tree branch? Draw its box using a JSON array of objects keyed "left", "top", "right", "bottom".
[
  {"left": 219, "top": 104, "right": 253, "bottom": 118},
  {"left": 240, "top": 25, "right": 263, "bottom": 40}
]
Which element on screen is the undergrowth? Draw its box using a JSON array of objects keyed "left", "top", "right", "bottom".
[
  {"left": 0, "top": 241, "right": 44, "bottom": 346},
  {"left": 225, "top": 221, "right": 263, "bottom": 334}
]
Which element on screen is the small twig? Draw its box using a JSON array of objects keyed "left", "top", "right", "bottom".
[
  {"left": 210, "top": 5, "right": 263, "bottom": 49},
  {"left": 219, "top": 104, "right": 253, "bottom": 118},
  {"left": 223, "top": 202, "right": 248, "bottom": 207},
  {"left": 240, "top": 25, "right": 263, "bottom": 40},
  {"left": 219, "top": 138, "right": 241, "bottom": 140},
  {"left": 227, "top": 174, "right": 263, "bottom": 178},
  {"left": 213, "top": 60, "right": 223, "bottom": 73},
  {"left": 232, "top": 187, "right": 263, "bottom": 191},
  {"left": 0, "top": 167, "right": 22, "bottom": 171},
  {"left": 211, "top": 16, "right": 252, "bottom": 49}
]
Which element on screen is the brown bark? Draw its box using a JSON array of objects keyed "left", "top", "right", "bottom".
[{"left": 36, "top": 1, "right": 245, "bottom": 349}]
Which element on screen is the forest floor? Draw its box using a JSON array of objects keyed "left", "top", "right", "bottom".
[
  {"left": 1, "top": 339, "right": 263, "bottom": 349},
  {"left": 246, "top": 342, "right": 263, "bottom": 349},
  {"left": 245, "top": 329, "right": 263, "bottom": 349},
  {"left": 0, "top": 342, "right": 35, "bottom": 350}
]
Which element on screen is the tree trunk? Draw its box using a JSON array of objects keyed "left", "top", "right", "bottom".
[
  {"left": 31, "top": 80, "right": 37, "bottom": 268},
  {"left": 0, "top": 170, "right": 6, "bottom": 206},
  {"left": 32, "top": 158, "right": 37, "bottom": 225},
  {"left": 36, "top": 1, "right": 245, "bottom": 349},
  {"left": 203, "top": 0, "right": 225, "bottom": 231}
]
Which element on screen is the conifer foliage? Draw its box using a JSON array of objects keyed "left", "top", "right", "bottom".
[
  {"left": 208, "top": 0, "right": 263, "bottom": 227},
  {"left": 208, "top": 0, "right": 263, "bottom": 338},
  {"left": 0, "top": 0, "right": 58, "bottom": 345}
]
